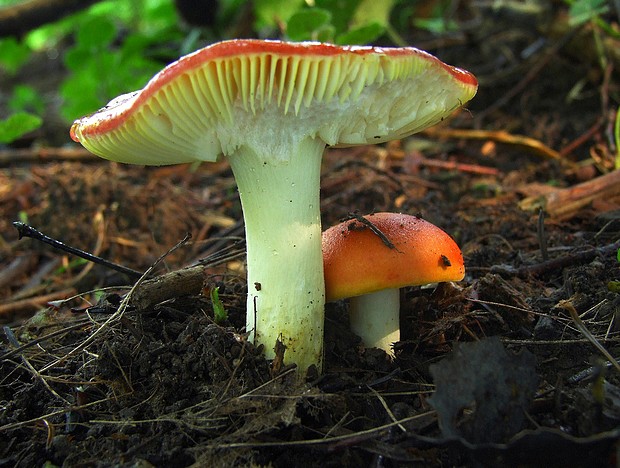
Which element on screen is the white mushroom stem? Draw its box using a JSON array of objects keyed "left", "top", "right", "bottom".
[
  {"left": 227, "top": 137, "right": 326, "bottom": 376},
  {"left": 349, "top": 288, "right": 400, "bottom": 357}
]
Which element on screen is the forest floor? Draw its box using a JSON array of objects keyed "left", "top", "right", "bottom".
[{"left": 2, "top": 5, "right": 620, "bottom": 468}]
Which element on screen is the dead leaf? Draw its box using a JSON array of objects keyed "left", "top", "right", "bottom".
[{"left": 429, "top": 336, "right": 537, "bottom": 443}]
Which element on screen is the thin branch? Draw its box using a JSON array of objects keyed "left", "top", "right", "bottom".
[
  {"left": 0, "top": 0, "right": 102, "bottom": 38},
  {"left": 13, "top": 222, "right": 143, "bottom": 279}
]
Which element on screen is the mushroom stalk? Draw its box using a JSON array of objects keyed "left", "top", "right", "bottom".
[
  {"left": 349, "top": 288, "right": 400, "bottom": 357},
  {"left": 228, "top": 137, "right": 326, "bottom": 375}
]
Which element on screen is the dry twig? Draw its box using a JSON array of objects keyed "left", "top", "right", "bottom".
[
  {"left": 519, "top": 169, "right": 620, "bottom": 219},
  {"left": 422, "top": 127, "right": 565, "bottom": 162}
]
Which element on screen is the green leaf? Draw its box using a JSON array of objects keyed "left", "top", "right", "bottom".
[
  {"left": 568, "top": 0, "right": 609, "bottom": 26},
  {"left": 18, "top": 210, "right": 29, "bottom": 224},
  {"left": 141, "top": 0, "right": 179, "bottom": 32},
  {"left": 315, "top": 0, "right": 362, "bottom": 33},
  {"left": 210, "top": 287, "right": 228, "bottom": 323},
  {"left": 63, "top": 47, "right": 91, "bottom": 70},
  {"left": 8, "top": 85, "right": 45, "bottom": 116},
  {"left": 60, "top": 73, "right": 104, "bottom": 122},
  {"left": 335, "top": 22, "right": 385, "bottom": 45},
  {"left": 254, "top": 0, "right": 305, "bottom": 30},
  {"left": 61, "top": 43, "right": 160, "bottom": 122},
  {"left": 617, "top": 247, "right": 620, "bottom": 263},
  {"left": 413, "top": 17, "right": 458, "bottom": 34},
  {"left": 54, "top": 257, "right": 88, "bottom": 275},
  {"left": 608, "top": 280, "right": 620, "bottom": 293},
  {"left": 287, "top": 9, "right": 333, "bottom": 41},
  {"left": 315, "top": 24, "right": 337, "bottom": 43},
  {"left": 76, "top": 16, "right": 117, "bottom": 49},
  {"left": 0, "top": 112, "right": 43, "bottom": 144},
  {"left": 0, "top": 38, "right": 31, "bottom": 74},
  {"left": 350, "top": 0, "right": 394, "bottom": 28}
]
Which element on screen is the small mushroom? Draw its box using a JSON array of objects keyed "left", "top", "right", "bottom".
[
  {"left": 322, "top": 212, "right": 465, "bottom": 356},
  {"left": 70, "top": 40, "right": 476, "bottom": 377}
]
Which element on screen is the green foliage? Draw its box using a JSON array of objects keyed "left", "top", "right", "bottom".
[
  {"left": 274, "top": 0, "right": 395, "bottom": 44},
  {"left": 286, "top": 9, "right": 333, "bottom": 42},
  {"left": 57, "top": 1, "right": 182, "bottom": 121},
  {"left": 17, "top": 210, "right": 29, "bottom": 224},
  {"left": 59, "top": 14, "right": 165, "bottom": 121},
  {"left": 253, "top": 0, "right": 305, "bottom": 32},
  {"left": 252, "top": 0, "right": 396, "bottom": 44},
  {"left": 210, "top": 287, "right": 228, "bottom": 323},
  {"left": 336, "top": 23, "right": 385, "bottom": 45},
  {"left": 391, "top": 1, "right": 450, "bottom": 39},
  {"left": 0, "top": 37, "right": 31, "bottom": 74},
  {"left": 53, "top": 257, "right": 88, "bottom": 275},
  {"left": 565, "top": 0, "right": 620, "bottom": 40},
  {"left": 1, "top": 0, "right": 183, "bottom": 125},
  {"left": 315, "top": 0, "right": 361, "bottom": 32},
  {"left": 413, "top": 16, "right": 458, "bottom": 35},
  {"left": 567, "top": 0, "right": 609, "bottom": 26},
  {"left": 0, "top": 112, "right": 43, "bottom": 144},
  {"left": 608, "top": 280, "right": 620, "bottom": 293},
  {"left": 8, "top": 85, "right": 45, "bottom": 116},
  {"left": 349, "top": 0, "right": 393, "bottom": 29}
]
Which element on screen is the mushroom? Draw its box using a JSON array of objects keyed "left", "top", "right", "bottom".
[
  {"left": 322, "top": 212, "right": 465, "bottom": 356},
  {"left": 70, "top": 39, "right": 477, "bottom": 377}
]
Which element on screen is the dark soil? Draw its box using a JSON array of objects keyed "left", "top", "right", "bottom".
[{"left": 2, "top": 4, "right": 620, "bottom": 467}]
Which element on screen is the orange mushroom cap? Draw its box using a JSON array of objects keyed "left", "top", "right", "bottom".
[{"left": 323, "top": 212, "right": 465, "bottom": 302}]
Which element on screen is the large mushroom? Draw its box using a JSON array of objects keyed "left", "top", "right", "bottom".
[
  {"left": 323, "top": 212, "right": 465, "bottom": 356},
  {"left": 70, "top": 39, "right": 477, "bottom": 377}
]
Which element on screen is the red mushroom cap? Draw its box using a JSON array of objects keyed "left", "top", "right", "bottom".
[
  {"left": 323, "top": 212, "right": 465, "bottom": 302},
  {"left": 70, "top": 39, "right": 477, "bottom": 166}
]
